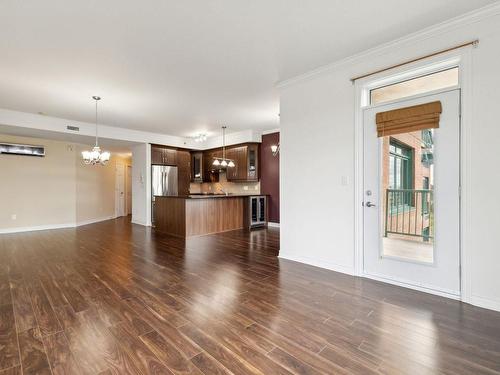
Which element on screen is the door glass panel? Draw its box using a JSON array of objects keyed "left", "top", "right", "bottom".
[
  {"left": 371, "top": 67, "right": 458, "bottom": 105},
  {"left": 381, "top": 129, "right": 434, "bottom": 263}
]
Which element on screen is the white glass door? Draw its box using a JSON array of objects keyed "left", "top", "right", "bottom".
[{"left": 363, "top": 89, "right": 460, "bottom": 296}]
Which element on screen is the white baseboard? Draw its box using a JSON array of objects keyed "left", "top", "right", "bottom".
[
  {"left": 0, "top": 223, "right": 75, "bottom": 234},
  {"left": 0, "top": 215, "right": 117, "bottom": 234},
  {"left": 268, "top": 222, "right": 280, "bottom": 228},
  {"left": 76, "top": 215, "right": 116, "bottom": 227},
  {"left": 278, "top": 253, "right": 355, "bottom": 276},
  {"left": 362, "top": 272, "right": 461, "bottom": 300},
  {"left": 468, "top": 295, "right": 500, "bottom": 312},
  {"left": 131, "top": 219, "right": 148, "bottom": 226}
]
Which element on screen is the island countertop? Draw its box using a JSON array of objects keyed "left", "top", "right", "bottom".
[
  {"left": 154, "top": 195, "right": 261, "bottom": 237},
  {"left": 154, "top": 194, "right": 265, "bottom": 199}
]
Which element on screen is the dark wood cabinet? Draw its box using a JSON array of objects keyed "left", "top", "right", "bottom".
[
  {"left": 226, "top": 144, "right": 259, "bottom": 182},
  {"left": 151, "top": 146, "right": 164, "bottom": 165},
  {"left": 151, "top": 145, "right": 190, "bottom": 195},
  {"left": 163, "top": 148, "right": 177, "bottom": 165},
  {"left": 202, "top": 150, "right": 220, "bottom": 183},
  {"left": 177, "top": 150, "right": 191, "bottom": 196},
  {"left": 151, "top": 145, "right": 177, "bottom": 165},
  {"left": 191, "top": 152, "right": 203, "bottom": 182}
]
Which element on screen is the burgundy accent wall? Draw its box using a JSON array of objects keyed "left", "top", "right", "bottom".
[{"left": 260, "top": 132, "right": 280, "bottom": 223}]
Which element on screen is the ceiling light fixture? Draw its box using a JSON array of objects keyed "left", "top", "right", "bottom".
[
  {"left": 212, "top": 126, "right": 235, "bottom": 168},
  {"left": 271, "top": 143, "right": 280, "bottom": 156},
  {"left": 82, "top": 96, "right": 111, "bottom": 165},
  {"left": 194, "top": 133, "right": 208, "bottom": 142}
]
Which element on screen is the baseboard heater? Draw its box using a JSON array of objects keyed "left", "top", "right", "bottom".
[{"left": 0, "top": 143, "right": 45, "bottom": 157}]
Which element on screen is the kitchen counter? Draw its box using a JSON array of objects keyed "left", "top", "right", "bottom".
[
  {"left": 155, "top": 194, "right": 261, "bottom": 199},
  {"left": 154, "top": 195, "right": 259, "bottom": 237}
]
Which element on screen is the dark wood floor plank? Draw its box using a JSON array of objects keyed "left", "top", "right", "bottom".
[
  {"left": 190, "top": 352, "right": 234, "bottom": 375},
  {"left": 27, "top": 280, "right": 62, "bottom": 336},
  {"left": 140, "top": 330, "right": 203, "bottom": 375},
  {"left": 9, "top": 278, "right": 37, "bottom": 334},
  {"left": 179, "top": 324, "right": 262, "bottom": 375},
  {"left": 108, "top": 324, "right": 174, "bottom": 375},
  {"left": 43, "top": 331, "right": 81, "bottom": 375},
  {"left": 123, "top": 298, "right": 202, "bottom": 359},
  {"left": 0, "top": 304, "right": 20, "bottom": 371},
  {"left": 18, "top": 328, "right": 51, "bottom": 375},
  {"left": 0, "top": 274, "right": 11, "bottom": 307},
  {"left": 0, "top": 218, "right": 499, "bottom": 375},
  {"left": 0, "top": 366, "right": 21, "bottom": 375}
]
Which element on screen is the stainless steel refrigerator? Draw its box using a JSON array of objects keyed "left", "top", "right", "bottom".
[{"left": 151, "top": 165, "right": 178, "bottom": 224}]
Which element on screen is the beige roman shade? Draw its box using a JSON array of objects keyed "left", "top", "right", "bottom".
[{"left": 376, "top": 101, "right": 442, "bottom": 137}]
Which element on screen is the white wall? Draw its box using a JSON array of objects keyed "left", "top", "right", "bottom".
[
  {"left": 0, "top": 134, "right": 77, "bottom": 230},
  {"left": 75, "top": 144, "right": 130, "bottom": 224},
  {"left": 0, "top": 133, "right": 130, "bottom": 232},
  {"left": 279, "top": 10, "right": 500, "bottom": 311},
  {"left": 131, "top": 143, "right": 151, "bottom": 226}
]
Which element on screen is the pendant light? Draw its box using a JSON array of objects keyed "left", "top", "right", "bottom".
[
  {"left": 82, "top": 96, "right": 111, "bottom": 165},
  {"left": 212, "top": 126, "right": 235, "bottom": 168}
]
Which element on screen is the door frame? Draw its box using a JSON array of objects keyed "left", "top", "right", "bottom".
[
  {"left": 115, "top": 162, "right": 126, "bottom": 217},
  {"left": 353, "top": 47, "right": 473, "bottom": 302}
]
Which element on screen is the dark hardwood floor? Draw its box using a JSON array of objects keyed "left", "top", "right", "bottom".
[{"left": 1, "top": 217, "right": 500, "bottom": 374}]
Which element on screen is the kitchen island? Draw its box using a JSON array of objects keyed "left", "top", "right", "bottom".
[{"left": 154, "top": 195, "right": 258, "bottom": 237}]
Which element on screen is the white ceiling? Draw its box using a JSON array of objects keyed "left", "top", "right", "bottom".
[{"left": 0, "top": 0, "right": 495, "bottom": 138}]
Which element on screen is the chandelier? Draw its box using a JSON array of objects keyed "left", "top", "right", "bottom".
[
  {"left": 82, "top": 96, "right": 111, "bottom": 165},
  {"left": 212, "top": 126, "right": 235, "bottom": 168}
]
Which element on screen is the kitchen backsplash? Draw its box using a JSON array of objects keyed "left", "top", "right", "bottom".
[{"left": 189, "top": 171, "right": 260, "bottom": 195}]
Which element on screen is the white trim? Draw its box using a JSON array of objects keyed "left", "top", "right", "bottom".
[
  {"left": 76, "top": 215, "right": 116, "bottom": 227},
  {"left": 0, "top": 215, "right": 117, "bottom": 234},
  {"left": 277, "top": 2, "right": 500, "bottom": 88},
  {"left": 0, "top": 223, "right": 75, "bottom": 234},
  {"left": 0, "top": 108, "right": 264, "bottom": 151},
  {"left": 146, "top": 143, "right": 152, "bottom": 227},
  {"left": 469, "top": 295, "right": 500, "bottom": 312},
  {"left": 262, "top": 128, "right": 280, "bottom": 135},
  {"left": 458, "top": 48, "right": 473, "bottom": 305},
  {"left": 268, "top": 222, "right": 280, "bottom": 228},
  {"left": 131, "top": 219, "right": 148, "bottom": 226},
  {"left": 362, "top": 272, "right": 461, "bottom": 300},
  {"left": 353, "top": 48, "right": 473, "bottom": 303},
  {"left": 279, "top": 253, "right": 355, "bottom": 276}
]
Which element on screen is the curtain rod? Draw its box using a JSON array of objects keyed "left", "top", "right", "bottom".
[{"left": 350, "top": 40, "right": 479, "bottom": 83}]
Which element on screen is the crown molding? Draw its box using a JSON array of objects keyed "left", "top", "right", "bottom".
[
  {"left": 0, "top": 108, "right": 263, "bottom": 150},
  {"left": 277, "top": 1, "right": 500, "bottom": 89},
  {"left": 262, "top": 128, "right": 280, "bottom": 135}
]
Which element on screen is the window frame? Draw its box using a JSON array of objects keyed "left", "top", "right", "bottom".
[{"left": 369, "top": 67, "right": 459, "bottom": 106}]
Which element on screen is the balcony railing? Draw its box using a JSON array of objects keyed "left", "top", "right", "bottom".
[{"left": 384, "top": 189, "right": 433, "bottom": 241}]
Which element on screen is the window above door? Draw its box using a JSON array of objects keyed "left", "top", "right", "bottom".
[{"left": 370, "top": 67, "right": 459, "bottom": 105}]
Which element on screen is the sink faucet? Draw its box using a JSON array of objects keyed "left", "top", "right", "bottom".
[{"left": 219, "top": 187, "right": 229, "bottom": 196}]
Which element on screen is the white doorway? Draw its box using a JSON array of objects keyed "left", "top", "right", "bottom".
[
  {"left": 362, "top": 89, "right": 461, "bottom": 296},
  {"left": 126, "top": 165, "right": 132, "bottom": 215},
  {"left": 115, "top": 162, "right": 126, "bottom": 217}
]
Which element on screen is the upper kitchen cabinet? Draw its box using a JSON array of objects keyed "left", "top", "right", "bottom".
[
  {"left": 226, "top": 143, "right": 259, "bottom": 182},
  {"left": 151, "top": 146, "right": 164, "bottom": 165},
  {"left": 177, "top": 150, "right": 191, "bottom": 196},
  {"left": 202, "top": 149, "right": 221, "bottom": 183},
  {"left": 151, "top": 145, "right": 177, "bottom": 165},
  {"left": 191, "top": 152, "right": 203, "bottom": 182}
]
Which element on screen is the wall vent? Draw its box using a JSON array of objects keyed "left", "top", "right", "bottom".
[
  {"left": 0, "top": 143, "right": 45, "bottom": 157},
  {"left": 67, "top": 125, "right": 80, "bottom": 131}
]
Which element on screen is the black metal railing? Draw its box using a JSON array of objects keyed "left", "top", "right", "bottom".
[{"left": 384, "top": 189, "right": 433, "bottom": 241}]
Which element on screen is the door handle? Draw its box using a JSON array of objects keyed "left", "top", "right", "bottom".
[{"left": 364, "top": 202, "right": 376, "bottom": 207}]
